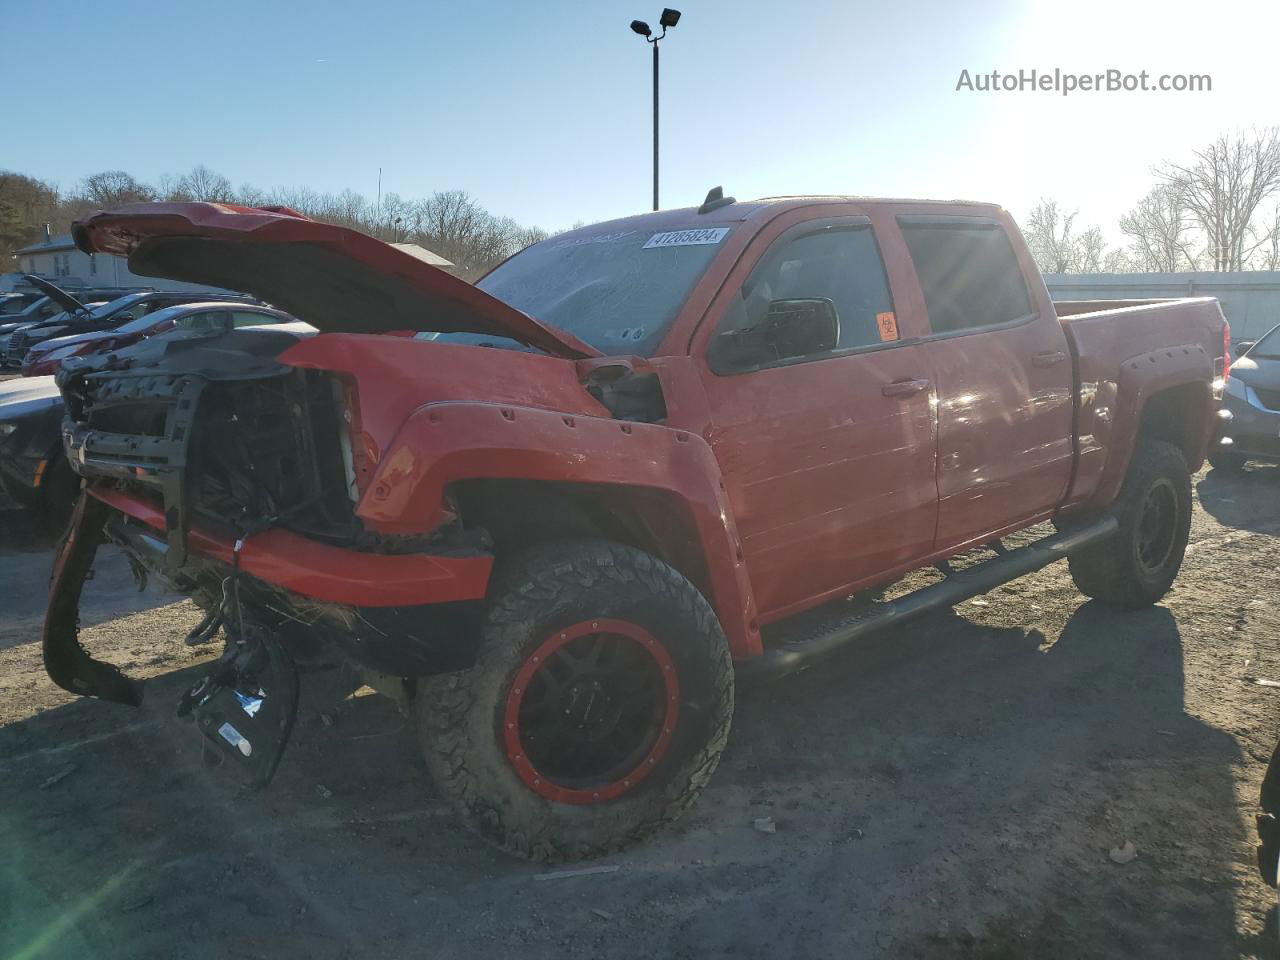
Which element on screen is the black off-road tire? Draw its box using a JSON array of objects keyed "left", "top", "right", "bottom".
[
  {"left": 417, "top": 539, "right": 734, "bottom": 861},
  {"left": 1208, "top": 448, "right": 1248, "bottom": 474},
  {"left": 1067, "top": 438, "right": 1192, "bottom": 609}
]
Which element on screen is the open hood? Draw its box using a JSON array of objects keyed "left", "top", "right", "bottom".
[
  {"left": 22, "top": 275, "right": 88, "bottom": 315},
  {"left": 71, "top": 203, "right": 600, "bottom": 360}
]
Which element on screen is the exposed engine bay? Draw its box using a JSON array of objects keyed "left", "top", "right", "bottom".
[{"left": 45, "top": 327, "right": 489, "bottom": 783}]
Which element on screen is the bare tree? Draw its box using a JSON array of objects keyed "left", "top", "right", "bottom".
[
  {"left": 1254, "top": 206, "right": 1280, "bottom": 272},
  {"left": 324, "top": 188, "right": 369, "bottom": 230},
  {"left": 1022, "top": 199, "right": 1110, "bottom": 273},
  {"left": 3, "top": 166, "right": 550, "bottom": 282},
  {"left": 1118, "top": 186, "right": 1201, "bottom": 271},
  {"left": 380, "top": 192, "right": 415, "bottom": 241},
  {"left": 510, "top": 223, "right": 550, "bottom": 252},
  {"left": 1102, "top": 248, "right": 1136, "bottom": 273},
  {"left": 169, "top": 165, "right": 235, "bottom": 202},
  {"left": 1159, "top": 128, "right": 1280, "bottom": 271},
  {"left": 1077, "top": 225, "right": 1107, "bottom": 273},
  {"left": 233, "top": 183, "right": 269, "bottom": 207},
  {"left": 268, "top": 185, "right": 324, "bottom": 217},
  {"left": 412, "top": 190, "right": 496, "bottom": 277},
  {"left": 78, "top": 170, "right": 156, "bottom": 208}
]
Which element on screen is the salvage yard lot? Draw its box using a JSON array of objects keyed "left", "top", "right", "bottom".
[{"left": 2, "top": 466, "right": 1279, "bottom": 959}]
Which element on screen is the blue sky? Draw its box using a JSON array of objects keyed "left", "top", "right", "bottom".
[{"left": 7, "top": 0, "right": 1279, "bottom": 236}]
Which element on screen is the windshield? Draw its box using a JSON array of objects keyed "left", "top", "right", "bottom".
[
  {"left": 469, "top": 225, "right": 734, "bottom": 354},
  {"left": 1249, "top": 322, "right": 1280, "bottom": 359},
  {"left": 85, "top": 295, "right": 146, "bottom": 321},
  {"left": 113, "top": 311, "right": 168, "bottom": 334}
]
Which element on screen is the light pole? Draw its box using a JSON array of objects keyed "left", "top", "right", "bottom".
[{"left": 630, "top": 8, "right": 681, "bottom": 211}]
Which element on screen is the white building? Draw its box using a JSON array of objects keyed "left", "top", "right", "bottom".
[{"left": 13, "top": 227, "right": 229, "bottom": 294}]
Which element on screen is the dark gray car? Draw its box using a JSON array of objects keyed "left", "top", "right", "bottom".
[{"left": 1212, "top": 322, "right": 1280, "bottom": 470}]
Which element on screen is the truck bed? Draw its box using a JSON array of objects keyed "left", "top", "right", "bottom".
[{"left": 1054, "top": 296, "right": 1228, "bottom": 512}]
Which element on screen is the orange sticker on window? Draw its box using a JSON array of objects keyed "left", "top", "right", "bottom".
[{"left": 876, "top": 311, "right": 899, "bottom": 341}]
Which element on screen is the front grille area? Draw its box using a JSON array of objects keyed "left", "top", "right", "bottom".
[
  {"left": 186, "top": 372, "right": 357, "bottom": 538},
  {"left": 69, "top": 368, "right": 358, "bottom": 543},
  {"left": 6, "top": 330, "right": 29, "bottom": 364}
]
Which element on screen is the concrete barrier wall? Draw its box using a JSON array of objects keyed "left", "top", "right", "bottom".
[{"left": 1044, "top": 272, "right": 1280, "bottom": 342}]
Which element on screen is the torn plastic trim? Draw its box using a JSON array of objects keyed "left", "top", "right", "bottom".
[
  {"left": 177, "top": 619, "right": 300, "bottom": 787},
  {"left": 88, "top": 484, "right": 494, "bottom": 607},
  {"left": 42, "top": 492, "right": 145, "bottom": 706}
]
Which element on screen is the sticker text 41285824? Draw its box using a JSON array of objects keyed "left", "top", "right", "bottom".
[{"left": 643, "top": 228, "right": 730, "bottom": 249}]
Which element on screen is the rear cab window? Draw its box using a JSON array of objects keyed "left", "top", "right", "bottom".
[{"left": 897, "top": 218, "right": 1034, "bottom": 335}]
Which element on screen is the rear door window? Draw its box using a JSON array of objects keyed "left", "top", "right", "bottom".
[
  {"left": 898, "top": 220, "right": 1033, "bottom": 334},
  {"left": 174, "top": 310, "right": 229, "bottom": 333}
]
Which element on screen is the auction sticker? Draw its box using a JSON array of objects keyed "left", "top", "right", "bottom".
[
  {"left": 643, "top": 227, "right": 730, "bottom": 249},
  {"left": 876, "top": 311, "right": 899, "bottom": 341}
]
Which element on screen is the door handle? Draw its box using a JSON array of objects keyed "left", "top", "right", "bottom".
[
  {"left": 1033, "top": 350, "right": 1068, "bottom": 368},
  {"left": 882, "top": 378, "right": 931, "bottom": 398}
]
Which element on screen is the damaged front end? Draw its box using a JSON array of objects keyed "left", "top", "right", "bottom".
[{"left": 45, "top": 328, "right": 492, "bottom": 784}]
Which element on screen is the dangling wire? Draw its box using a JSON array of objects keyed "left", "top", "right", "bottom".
[{"left": 230, "top": 536, "right": 247, "bottom": 640}]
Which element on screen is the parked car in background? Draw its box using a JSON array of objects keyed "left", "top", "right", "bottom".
[
  {"left": 0, "top": 278, "right": 148, "bottom": 357},
  {"left": 0, "top": 311, "right": 310, "bottom": 532},
  {"left": 4, "top": 289, "right": 257, "bottom": 368},
  {"left": 0, "top": 294, "right": 87, "bottom": 336},
  {"left": 0, "top": 291, "right": 46, "bottom": 316},
  {"left": 0, "top": 375, "right": 76, "bottom": 531},
  {"left": 1211, "top": 320, "right": 1280, "bottom": 471},
  {"left": 22, "top": 302, "right": 296, "bottom": 376}
]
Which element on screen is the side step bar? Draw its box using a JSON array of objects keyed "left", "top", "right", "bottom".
[{"left": 740, "top": 515, "right": 1118, "bottom": 679}]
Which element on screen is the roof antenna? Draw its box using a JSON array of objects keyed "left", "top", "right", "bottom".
[{"left": 698, "top": 186, "right": 735, "bottom": 214}]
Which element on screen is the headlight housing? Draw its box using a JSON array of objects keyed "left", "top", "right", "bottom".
[{"left": 33, "top": 343, "right": 87, "bottom": 364}]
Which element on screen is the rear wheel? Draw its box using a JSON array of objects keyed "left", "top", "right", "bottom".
[
  {"left": 1208, "top": 448, "right": 1247, "bottom": 473},
  {"left": 1067, "top": 438, "right": 1192, "bottom": 609},
  {"left": 417, "top": 539, "right": 734, "bottom": 861}
]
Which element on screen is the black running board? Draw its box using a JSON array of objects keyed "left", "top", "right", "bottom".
[{"left": 740, "top": 515, "right": 1119, "bottom": 678}]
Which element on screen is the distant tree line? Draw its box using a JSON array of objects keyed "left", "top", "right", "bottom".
[
  {"left": 1022, "top": 127, "right": 1280, "bottom": 274},
  {"left": 9, "top": 127, "right": 1280, "bottom": 281},
  {"left": 0, "top": 167, "right": 550, "bottom": 280}
]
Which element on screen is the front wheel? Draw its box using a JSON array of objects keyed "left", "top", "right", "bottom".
[
  {"left": 1067, "top": 438, "right": 1192, "bottom": 609},
  {"left": 417, "top": 539, "right": 734, "bottom": 861}
]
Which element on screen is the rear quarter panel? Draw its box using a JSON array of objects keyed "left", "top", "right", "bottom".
[{"left": 1061, "top": 297, "right": 1225, "bottom": 511}]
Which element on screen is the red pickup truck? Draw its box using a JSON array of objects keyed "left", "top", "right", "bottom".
[{"left": 46, "top": 195, "right": 1227, "bottom": 860}]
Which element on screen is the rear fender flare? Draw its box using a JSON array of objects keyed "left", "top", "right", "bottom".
[{"left": 1083, "top": 344, "right": 1213, "bottom": 510}]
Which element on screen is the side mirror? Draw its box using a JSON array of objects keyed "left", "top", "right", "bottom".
[
  {"left": 1233, "top": 341, "right": 1255, "bottom": 358},
  {"left": 115, "top": 313, "right": 136, "bottom": 324},
  {"left": 712, "top": 298, "right": 840, "bottom": 371}
]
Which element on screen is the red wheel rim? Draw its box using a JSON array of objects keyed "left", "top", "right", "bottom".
[{"left": 503, "top": 619, "right": 680, "bottom": 805}]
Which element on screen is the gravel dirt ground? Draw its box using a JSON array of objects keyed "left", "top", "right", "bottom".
[{"left": 1, "top": 464, "right": 1279, "bottom": 959}]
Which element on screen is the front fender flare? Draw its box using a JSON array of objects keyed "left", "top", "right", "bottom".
[{"left": 357, "top": 402, "right": 763, "bottom": 659}]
